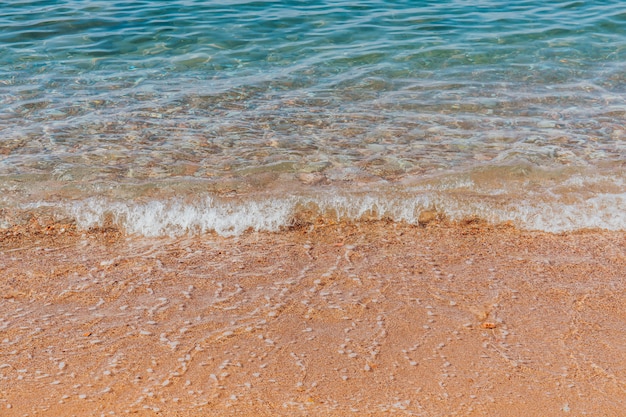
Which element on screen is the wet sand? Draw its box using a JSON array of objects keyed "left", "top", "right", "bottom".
[{"left": 1, "top": 220, "right": 625, "bottom": 416}]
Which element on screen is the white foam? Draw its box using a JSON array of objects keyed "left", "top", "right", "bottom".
[
  {"left": 16, "top": 183, "right": 626, "bottom": 236},
  {"left": 433, "top": 192, "right": 626, "bottom": 233},
  {"left": 69, "top": 196, "right": 295, "bottom": 237},
  {"left": 64, "top": 193, "right": 438, "bottom": 237},
  {"left": 520, "top": 193, "right": 626, "bottom": 233}
]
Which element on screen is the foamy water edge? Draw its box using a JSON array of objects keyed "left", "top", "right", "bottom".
[{"left": 15, "top": 189, "right": 623, "bottom": 237}]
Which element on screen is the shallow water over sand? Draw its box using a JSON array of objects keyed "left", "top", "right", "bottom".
[{"left": 1, "top": 1, "right": 625, "bottom": 234}]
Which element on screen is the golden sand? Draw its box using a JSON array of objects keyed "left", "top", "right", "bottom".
[{"left": 1, "top": 220, "right": 625, "bottom": 415}]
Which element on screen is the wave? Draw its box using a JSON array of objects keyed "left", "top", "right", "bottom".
[{"left": 21, "top": 187, "right": 622, "bottom": 237}]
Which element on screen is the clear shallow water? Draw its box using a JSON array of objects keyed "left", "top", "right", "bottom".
[{"left": 1, "top": 0, "right": 625, "bottom": 234}]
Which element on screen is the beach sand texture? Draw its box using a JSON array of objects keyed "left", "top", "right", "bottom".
[{"left": 1, "top": 220, "right": 625, "bottom": 416}]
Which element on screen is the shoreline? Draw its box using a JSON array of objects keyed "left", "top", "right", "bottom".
[{"left": 1, "top": 221, "right": 625, "bottom": 415}]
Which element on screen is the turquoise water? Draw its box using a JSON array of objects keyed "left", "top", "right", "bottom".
[{"left": 1, "top": 0, "right": 625, "bottom": 234}]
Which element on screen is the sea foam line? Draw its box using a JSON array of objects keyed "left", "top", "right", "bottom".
[
  {"left": 53, "top": 190, "right": 626, "bottom": 237},
  {"left": 64, "top": 194, "right": 437, "bottom": 237}
]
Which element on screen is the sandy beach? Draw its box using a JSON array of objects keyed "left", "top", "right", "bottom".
[
  {"left": 3, "top": 1, "right": 626, "bottom": 415},
  {"left": 1, "top": 219, "right": 625, "bottom": 416}
]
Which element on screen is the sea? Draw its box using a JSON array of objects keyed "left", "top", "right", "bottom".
[{"left": 1, "top": 0, "right": 625, "bottom": 236}]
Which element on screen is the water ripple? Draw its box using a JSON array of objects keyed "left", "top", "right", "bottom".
[{"left": 0, "top": 0, "right": 625, "bottom": 230}]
